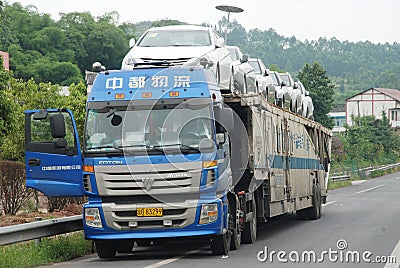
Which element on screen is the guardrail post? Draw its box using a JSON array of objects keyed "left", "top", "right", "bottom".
[{"left": 34, "top": 217, "right": 42, "bottom": 245}]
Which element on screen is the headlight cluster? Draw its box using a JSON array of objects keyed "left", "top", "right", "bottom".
[
  {"left": 199, "top": 203, "right": 218, "bottom": 224},
  {"left": 85, "top": 208, "right": 103, "bottom": 228}
]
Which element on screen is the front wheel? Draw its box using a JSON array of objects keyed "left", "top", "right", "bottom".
[
  {"left": 210, "top": 203, "right": 231, "bottom": 255},
  {"left": 95, "top": 240, "right": 117, "bottom": 259}
]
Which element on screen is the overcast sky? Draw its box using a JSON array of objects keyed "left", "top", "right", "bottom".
[{"left": 6, "top": 0, "right": 400, "bottom": 44}]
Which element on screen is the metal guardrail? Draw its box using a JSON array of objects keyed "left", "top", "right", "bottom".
[
  {"left": 330, "top": 175, "right": 350, "bottom": 182},
  {"left": 330, "top": 162, "right": 400, "bottom": 182},
  {"left": 0, "top": 215, "right": 82, "bottom": 246}
]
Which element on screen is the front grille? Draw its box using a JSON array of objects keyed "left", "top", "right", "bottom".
[{"left": 95, "top": 162, "right": 202, "bottom": 196}]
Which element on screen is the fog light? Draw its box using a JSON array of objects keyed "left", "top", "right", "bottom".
[
  {"left": 85, "top": 208, "right": 103, "bottom": 228},
  {"left": 199, "top": 204, "right": 218, "bottom": 224}
]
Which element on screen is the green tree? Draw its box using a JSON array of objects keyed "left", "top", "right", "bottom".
[
  {"left": 342, "top": 114, "right": 400, "bottom": 164},
  {"left": 297, "top": 62, "right": 335, "bottom": 128}
]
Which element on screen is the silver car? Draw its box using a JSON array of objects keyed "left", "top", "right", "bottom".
[
  {"left": 297, "top": 81, "right": 314, "bottom": 119},
  {"left": 226, "top": 46, "right": 257, "bottom": 95},
  {"left": 121, "top": 25, "right": 233, "bottom": 93},
  {"left": 270, "top": 71, "right": 291, "bottom": 109},
  {"left": 279, "top": 72, "right": 299, "bottom": 113},
  {"left": 248, "top": 58, "right": 276, "bottom": 103}
]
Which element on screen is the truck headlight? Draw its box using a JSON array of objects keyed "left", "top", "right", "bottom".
[
  {"left": 85, "top": 208, "right": 103, "bottom": 228},
  {"left": 199, "top": 203, "right": 218, "bottom": 224}
]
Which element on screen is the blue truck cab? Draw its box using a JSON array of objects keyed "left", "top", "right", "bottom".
[{"left": 25, "top": 66, "right": 239, "bottom": 257}]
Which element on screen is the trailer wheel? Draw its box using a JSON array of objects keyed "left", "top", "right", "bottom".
[
  {"left": 210, "top": 203, "right": 231, "bottom": 255},
  {"left": 297, "top": 184, "right": 321, "bottom": 220},
  {"left": 312, "top": 183, "right": 322, "bottom": 219},
  {"left": 95, "top": 240, "right": 117, "bottom": 259},
  {"left": 241, "top": 196, "right": 257, "bottom": 244}
]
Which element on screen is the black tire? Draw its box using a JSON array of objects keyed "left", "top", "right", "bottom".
[
  {"left": 210, "top": 203, "right": 231, "bottom": 255},
  {"left": 241, "top": 196, "right": 257, "bottom": 244},
  {"left": 230, "top": 200, "right": 241, "bottom": 250},
  {"left": 95, "top": 240, "right": 117, "bottom": 259},
  {"left": 297, "top": 184, "right": 321, "bottom": 220},
  {"left": 117, "top": 240, "right": 134, "bottom": 253}
]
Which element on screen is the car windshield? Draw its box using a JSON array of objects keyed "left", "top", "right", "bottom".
[
  {"left": 249, "top": 61, "right": 261, "bottom": 74},
  {"left": 138, "top": 30, "right": 211, "bottom": 47},
  {"left": 84, "top": 100, "right": 214, "bottom": 155},
  {"left": 227, "top": 47, "right": 239, "bottom": 61},
  {"left": 270, "top": 72, "right": 279, "bottom": 85},
  {"left": 280, "top": 74, "right": 292, "bottom": 87}
]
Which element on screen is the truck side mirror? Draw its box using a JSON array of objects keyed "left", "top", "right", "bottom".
[
  {"left": 53, "top": 138, "right": 67, "bottom": 148},
  {"left": 50, "top": 113, "right": 66, "bottom": 139}
]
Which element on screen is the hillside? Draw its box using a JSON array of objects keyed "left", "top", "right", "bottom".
[{"left": 1, "top": 2, "right": 399, "bottom": 104}]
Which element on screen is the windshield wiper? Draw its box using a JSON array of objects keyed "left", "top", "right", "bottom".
[
  {"left": 153, "top": 143, "right": 200, "bottom": 153},
  {"left": 87, "top": 145, "right": 123, "bottom": 151}
]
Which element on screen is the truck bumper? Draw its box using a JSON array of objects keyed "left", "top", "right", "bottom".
[{"left": 83, "top": 197, "right": 227, "bottom": 240}]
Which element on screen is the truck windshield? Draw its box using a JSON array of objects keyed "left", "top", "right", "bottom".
[{"left": 84, "top": 101, "right": 214, "bottom": 155}]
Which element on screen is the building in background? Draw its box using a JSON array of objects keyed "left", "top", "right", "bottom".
[
  {"left": 0, "top": 51, "right": 10, "bottom": 70},
  {"left": 346, "top": 88, "right": 400, "bottom": 129},
  {"left": 328, "top": 104, "right": 346, "bottom": 133}
]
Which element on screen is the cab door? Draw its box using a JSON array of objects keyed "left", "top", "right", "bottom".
[{"left": 25, "top": 109, "right": 83, "bottom": 197}]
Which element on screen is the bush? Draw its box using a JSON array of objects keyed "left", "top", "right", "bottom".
[
  {"left": 0, "top": 160, "right": 33, "bottom": 215},
  {"left": 47, "top": 197, "right": 85, "bottom": 213}
]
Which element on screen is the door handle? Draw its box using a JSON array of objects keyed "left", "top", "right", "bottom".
[{"left": 28, "top": 158, "right": 41, "bottom": 166}]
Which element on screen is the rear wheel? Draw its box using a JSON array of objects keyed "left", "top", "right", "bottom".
[
  {"left": 95, "top": 240, "right": 117, "bottom": 259},
  {"left": 241, "top": 195, "right": 257, "bottom": 244}
]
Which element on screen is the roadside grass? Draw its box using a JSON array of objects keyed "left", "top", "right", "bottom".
[
  {"left": 327, "top": 180, "right": 352, "bottom": 190},
  {"left": 0, "top": 232, "right": 92, "bottom": 268}
]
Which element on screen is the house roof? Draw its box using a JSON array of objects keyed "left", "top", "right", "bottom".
[
  {"left": 374, "top": 88, "right": 400, "bottom": 101},
  {"left": 346, "top": 88, "right": 400, "bottom": 101}
]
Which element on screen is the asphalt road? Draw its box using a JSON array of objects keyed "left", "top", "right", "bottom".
[{"left": 45, "top": 172, "right": 400, "bottom": 268}]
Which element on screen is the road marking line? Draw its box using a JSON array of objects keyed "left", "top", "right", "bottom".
[
  {"left": 384, "top": 239, "right": 400, "bottom": 268},
  {"left": 395, "top": 177, "right": 400, "bottom": 180},
  {"left": 144, "top": 249, "right": 201, "bottom": 268},
  {"left": 322, "top": 201, "right": 336, "bottom": 207},
  {"left": 356, "top": 184, "right": 387, "bottom": 194}
]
